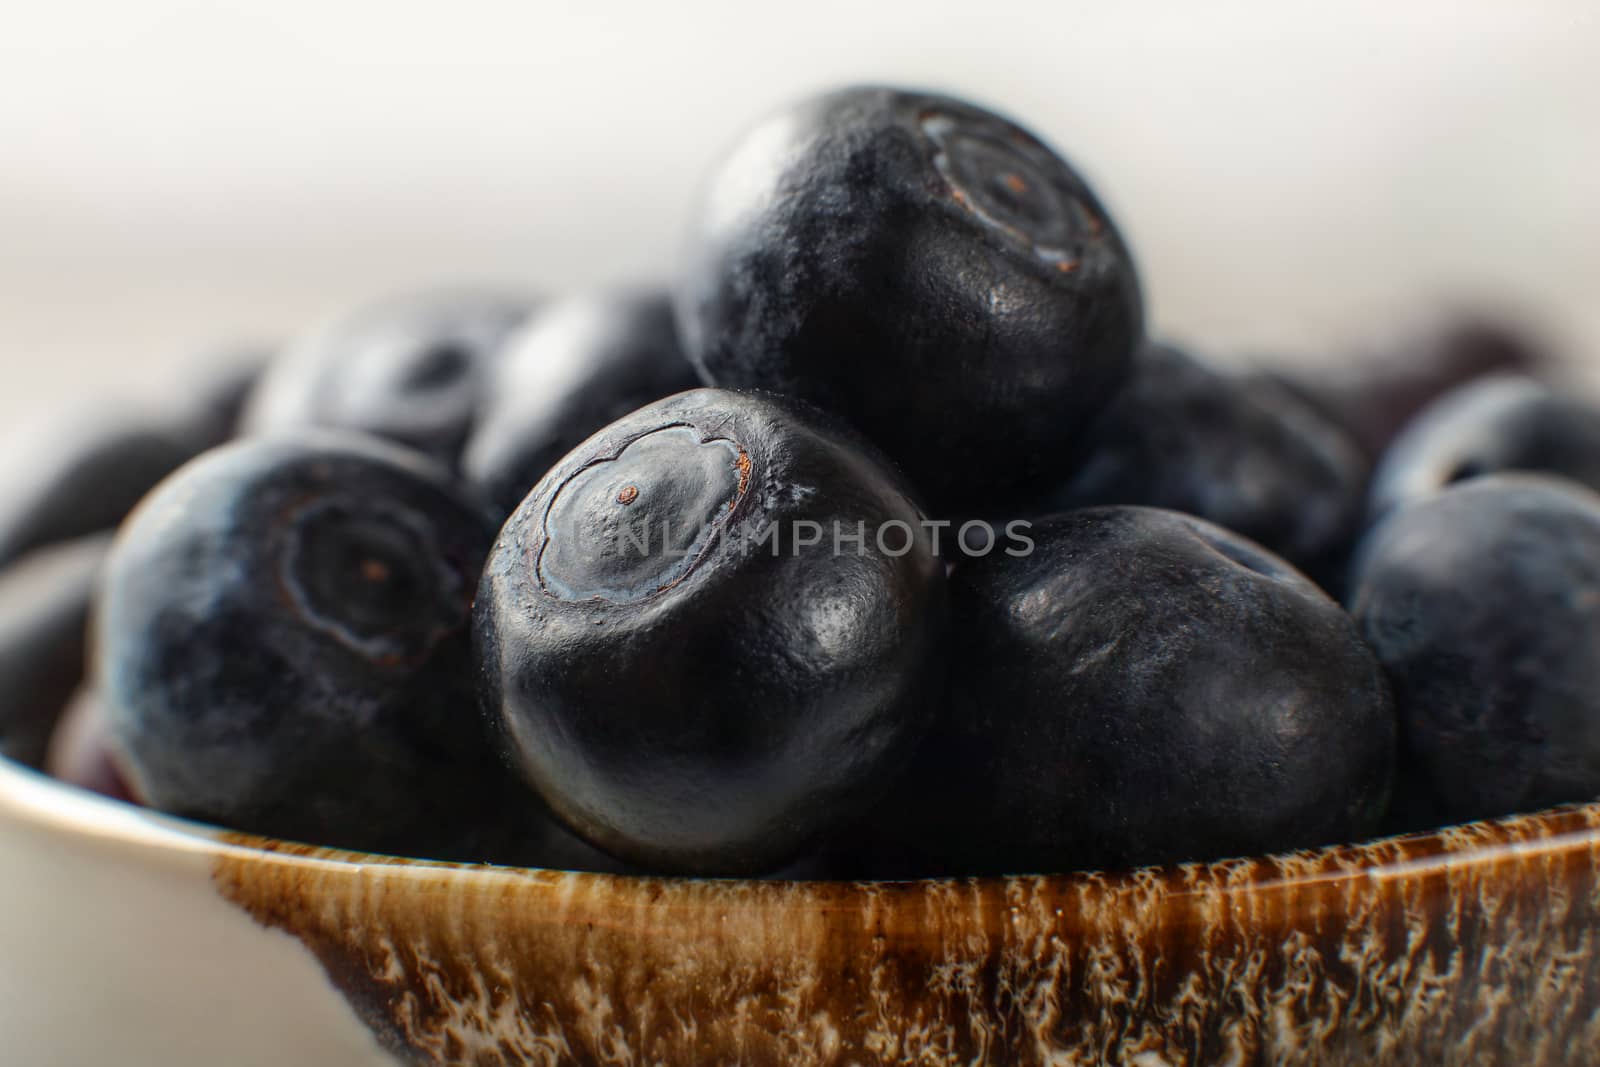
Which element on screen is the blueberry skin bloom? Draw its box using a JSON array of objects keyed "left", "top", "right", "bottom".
[
  {"left": 881, "top": 507, "right": 1394, "bottom": 875},
  {"left": 1349, "top": 474, "right": 1600, "bottom": 824},
  {"left": 95, "top": 432, "right": 512, "bottom": 858},
  {"left": 475, "top": 388, "right": 948, "bottom": 876},
  {"left": 244, "top": 288, "right": 534, "bottom": 467},
  {"left": 1043, "top": 343, "right": 1369, "bottom": 580},
  {"left": 676, "top": 85, "right": 1143, "bottom": 510},
  {"left": 463, "top": 288, "right": 702, "bottom": 520},
  {"left": 1368, "top": 375, "right": 1600, "bottom": 520}
]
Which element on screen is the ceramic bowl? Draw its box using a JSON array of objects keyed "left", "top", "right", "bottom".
[{"left": 2, "top": 754, "right": 1597, "bottom": 1066}]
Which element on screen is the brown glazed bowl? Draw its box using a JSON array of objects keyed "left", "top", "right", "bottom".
[{"left": 2, "top": 754, "right": 1597, "bottom": 1066}]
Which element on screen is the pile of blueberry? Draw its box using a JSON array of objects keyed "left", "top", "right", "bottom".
[{"left": 3, "top": 85, "right": 1596, "bottom": 879}]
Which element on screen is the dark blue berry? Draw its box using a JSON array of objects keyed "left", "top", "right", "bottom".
[
  {"left": 880, "top": 507, "right": 1394, "bottom": 874},
  {"left": 1350, "top": 474, "right": 1600, "bottom": 824},
  {"left": 244, "top": 289, "right": 533, "bottom": 467},
  {"left": 95, "top": 432, "right": 528, "bottom": 858},
  {"left": 676, "top": 85, "right": 1143, "bottom": 509},
  {"left": 475, "top": 388, "right": 948, "bottom": 875}
]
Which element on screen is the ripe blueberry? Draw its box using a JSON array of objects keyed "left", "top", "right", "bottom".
[
  {"left": 95, "top": 432, "right": 532, "bottom": 858},
  {"left": 475, "top": 388, "right": 948, "bottom": 875},
  {"left": 676, "top": 85, "right": 1143, "bottom": 509},
  {"left": 880, "top": 507, "right": 1395, "bottom": 874},
  {"left": 244, "top": 288, "right": 533, "bottom": 467},
  {"left": 1350, "top": 474, "right": 1600, "bottom": 824}
]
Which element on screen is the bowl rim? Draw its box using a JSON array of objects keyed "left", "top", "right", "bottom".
[{"left": 8, "top": 751, "right": 1600, "bottom": 892}]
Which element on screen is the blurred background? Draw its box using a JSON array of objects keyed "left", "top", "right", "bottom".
[{"left": 1, "top": 0, "right": 1598, "bottom": 425}]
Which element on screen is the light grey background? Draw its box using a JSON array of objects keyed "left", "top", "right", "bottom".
[{"left": 2, "top": 0, "right": 1598, "bottom": 426}]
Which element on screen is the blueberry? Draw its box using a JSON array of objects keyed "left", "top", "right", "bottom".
[
  {"left": 1368, "top": 375, "right": 1600, "bottom": 520},
  {"left": 879, "top": 507, "right": 1394, "bottom": 874},
  {"left": 94, "top": 432, "right": 533, "bottom": 858},
  {"left": 676, "top": 85, "right": 1143, "bottom": 509},
  {"left": 1349, "top": 474, "right": 1600, "bottom": 824},
  {"left": 1041, "top": 343, "right": 1368, "bottom": 580},
  {"left": 1274, "top": 315, "right": 1549, "bottom": 462},
  {"left": 0, "top": 534, "right": 110, "bottom": 767},
  {"left": 243, "top": 289, "right": 533, "bottom": 467},
  {"left": 0, "top": 405, "right": 205, "bottom": 569},
  {"left": 475, "top": 388, "right": 948, "bottom": 875},
  {"left": 462, "top": 289, "right": 702, "bottom": 519}
]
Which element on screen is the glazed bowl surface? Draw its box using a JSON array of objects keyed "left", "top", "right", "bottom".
[{"left": 2, "top": 755, "right": 1597, "bottom": 1066}]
